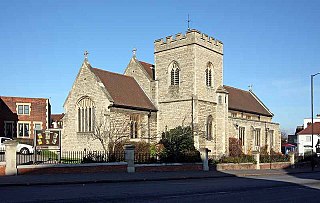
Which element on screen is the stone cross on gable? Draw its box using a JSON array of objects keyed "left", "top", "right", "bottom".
[
  {"left": 248, "top": 84, "right": 253, "bottom": 91},
  {"left": 132, "top": 48, "right": 137, "bottom": 58},
  {"left": 84, "top": 50, "right": 89, "bottom": 60}
]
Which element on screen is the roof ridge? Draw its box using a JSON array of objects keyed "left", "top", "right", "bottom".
[
  {"left": 0, "top": 96, "right": 49, "bottom": 100},
  {"left": 92, "top": 67, "right": 134, "bottom": 79},
  {"left": 138, "top": 60, "right": 154, "bottom": 66},
  {"left": 224, "top": 85, "right": 250, "bottom": 93}
]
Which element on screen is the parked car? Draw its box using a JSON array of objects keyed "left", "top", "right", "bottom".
[{"left": 0, "top": 137, "right": 34, "bottom": 155}]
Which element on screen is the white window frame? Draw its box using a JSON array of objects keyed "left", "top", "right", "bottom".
[
  {"left": 306, "top": 136, "right": 312, "bottom": 142},
  {"left": 16, "top": 103, "right": 31, "bottom": 115},
  {"left": 33, "top": 122, "right": 43, "bottom": 131},
  {"left": 17, "top": 121, "right": 31, "bottom": 138}
]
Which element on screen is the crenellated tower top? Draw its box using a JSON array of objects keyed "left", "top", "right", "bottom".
[{"left": 154, "top": 29, "right": 223, "bottom": 54}]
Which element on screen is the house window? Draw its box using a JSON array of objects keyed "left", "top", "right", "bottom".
[
  {"left": 170, "top": 61, "right": 180, "bottom": 86},
  {"left": 254, "top": 128, "right": 261, "bottom": 146},
  {"left": 269, "top": 130, "right": 274, "bottom": 147},
  {"left": 239, "top": 127, "right": 245, "bottom": 146},
  {"left": 17, "top": 122, "right": 30, "bottom": 138},
  {"left": 130, "top": 115, "right": 140, "bottom": 139},
  {"left": 77, "top": 97, "right": 95, "bottom": 133},
  {"left": 17, "top": 104, "right": 31, "bottom": 115},
  {"left": 206, "top": 62, "right": 213, "bottom": 87},
  {"left": 206, "top": 115, "right": 213, "bottom": 140},
  {"left": 306, "top": 136, "right": 312, "bottom": 142},
  {"left": 246, "top": 115, "right": 251, "bottom": 120},
  {"left": 34, "top": 123, "right": 42, "bottom": 130}
]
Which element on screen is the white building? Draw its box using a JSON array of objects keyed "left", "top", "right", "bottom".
[{"left": 297, "top": 122, "right": 320, "bottom": 156}]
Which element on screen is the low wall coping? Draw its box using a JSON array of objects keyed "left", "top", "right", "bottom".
[
  {"left": 217, "top": 163, "right": 254, "bottom": 165},
  {"left": 260, "top": 162, "right": 291, "bottom": 165},
  {"left": 0, "top": 162, "right": 5, "bottom": 166},
  {"left": 135, "top": 163, "right": 202, "bottom": 167},
  {"left": 17, "top": 162, "right": 127, "bottom": 169}
]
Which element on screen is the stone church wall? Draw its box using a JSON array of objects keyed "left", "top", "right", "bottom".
[
  {"left": 228, "top": 117, "right": 281, "bottom": 154},
  {"left": 62, "top": 62, "right": 112, "bottom": 151},
  {"left": 124, "top": 59, "right": 153, "bottom": 102},
  {"left": 194, "top": 45, "right": 223, "bottom": 102}
]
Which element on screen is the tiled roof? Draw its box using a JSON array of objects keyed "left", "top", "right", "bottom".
[
  {"left": 138, "top": 60, "right": 154, "bottom": 80},
  {"left": 91, "top": 68, "right": 157, "bottom": 111},
  {"left": 224, "top": 86, "right": 273, "bottom": 117},
  {"left": 298, "top": 122, "right": 320, "bottom": 135},
  {"left": 51, "top": 113, "right": 64, "bottom": 122}
]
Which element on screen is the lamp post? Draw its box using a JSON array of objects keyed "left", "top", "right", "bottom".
[{"left": 311, "top": 72, "right": 320, "bottom": 171}]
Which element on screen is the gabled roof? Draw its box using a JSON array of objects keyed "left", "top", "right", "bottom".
[
  {"left": 298, "top": 122, "right": 320, "bottom": 135},
  {"left": 51, "top": 113, "right": 64, "bottom": 122},
  {"left": 91, "top": 68, "right": 157, "bottom": 111},
  {"left": 224, "top": 86, "right": 273, "bottom": 117},
  {"left": 138, "top": 60, "right": 154, "bottom": 80}
]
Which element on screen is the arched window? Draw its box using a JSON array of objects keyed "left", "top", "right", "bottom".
[
  {"left": 170, "top": 61, "right": 180, "bottom": 86},
  {"left": 77, "top": 97, "right": 95, "bottom": 133},
  {"left": 130, "top": 115, "right": 140, "bottom": 139},
  {"left": 206, "top": 62, "right": 213, "bottom": 87},
  {"left": 206, "top": 115, "right": 213, "bottom": 140}
]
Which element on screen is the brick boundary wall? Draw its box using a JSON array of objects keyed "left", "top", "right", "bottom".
[
  {"left": 260, "top": 162, "right": 291, "bottom": 170},
  {"left": 136, "top": 163, "right": 203, "bottom": 172},
  {"left": 215, "top": 162, "right": 292, "bottom": 170},
  {"left": 17, "top": 162, "right": 127, "bottom": 175},
  {"left": 0, "top": 162, "right": 5, "bottom": 176}
]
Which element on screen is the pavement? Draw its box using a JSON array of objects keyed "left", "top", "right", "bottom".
[{"left": 0, "top": 167, "right": 319, "bottom": 187}]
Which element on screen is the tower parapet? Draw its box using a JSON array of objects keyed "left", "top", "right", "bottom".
[{"left": 154, "top": 29, "right": 223, "bottom": 54}]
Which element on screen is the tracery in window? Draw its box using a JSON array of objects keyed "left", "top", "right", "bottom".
[
  {"left": 206, "top": 62, "right": 213, "bottom": 87},
  {"left": 77, "top": 97, "right": 95, "bottom": 133},
  {"left": 169, "top": 61, "right": 180, "bottom": 86},
  {"left": 130, "top": 115, "right": 140, "bottom": 139}
]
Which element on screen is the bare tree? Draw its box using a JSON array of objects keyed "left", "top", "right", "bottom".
[
  {"left": 91, "top": 112, "right": 129, "bottom": 153},
  {"left": 281, "top": 130, "right": 288, "bottom": 144},
  {"left": 91, "top": 111, "right": 158, "bottom": 153}
]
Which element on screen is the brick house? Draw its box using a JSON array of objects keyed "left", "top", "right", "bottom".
[
  {"left": 0, "top": 96, "right": 51, "bottom": 143},
  {"left": 51, "top": 113, "right": 64, "bottom": 129}
]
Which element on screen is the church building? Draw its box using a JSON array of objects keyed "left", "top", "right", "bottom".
[{"left": 62, "top": 29, "right": 281, "bottom": 157}]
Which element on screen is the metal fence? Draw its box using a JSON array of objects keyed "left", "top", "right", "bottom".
[
  {"left": 0, "top": 150, "right": 5, "bottom": 162},
  {"left": 16, "top": 150, "right": 125, "bottom": 165},
  {"left": 135, "top": 153, "right": 159, "bottom": 164}
]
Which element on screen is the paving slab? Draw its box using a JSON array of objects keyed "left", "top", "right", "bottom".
[{"left": 0, "top": 167, "right": 319, "bottom": 187}]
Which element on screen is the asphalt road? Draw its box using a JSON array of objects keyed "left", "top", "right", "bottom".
[{"left": 1, "top": 172, "right": 320, "bottom": 202}]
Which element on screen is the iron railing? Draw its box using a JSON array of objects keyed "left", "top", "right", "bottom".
[
  {"left": 0, "top": 150, "right": 5, "bottom": 162},
  {"left": 135, "top": 153, "right": 159, "bottom": 164},
  {"left": 16, "top": 150, "right": 125, "bottom": 165}
]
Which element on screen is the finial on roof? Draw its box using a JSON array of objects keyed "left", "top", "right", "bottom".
[
  {"left": 187, "top": 14, "right": 191, "bottom": 31},
  {"left": 132, "top": 48, "right": 137, "bottom": 58},
  {"left": 248, "top": 84, "right": 253, "bottom": 91},
  {"left": 84, "top": 50, "right": 89, "bottom": 61}
]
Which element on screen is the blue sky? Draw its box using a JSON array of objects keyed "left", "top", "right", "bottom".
[{"left": 1, "top": 0, "right": 320, "bottom": 134}]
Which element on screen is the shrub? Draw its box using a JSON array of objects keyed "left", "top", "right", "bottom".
[
  {"left": 159, "top": 126, "right": 201, "bottom": 163},
  {"left": 82, "top": 152, "right": 105, "bottom": 163},
  {"left": 219, "top": 155, "right": 255, "bottom": 164}
]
